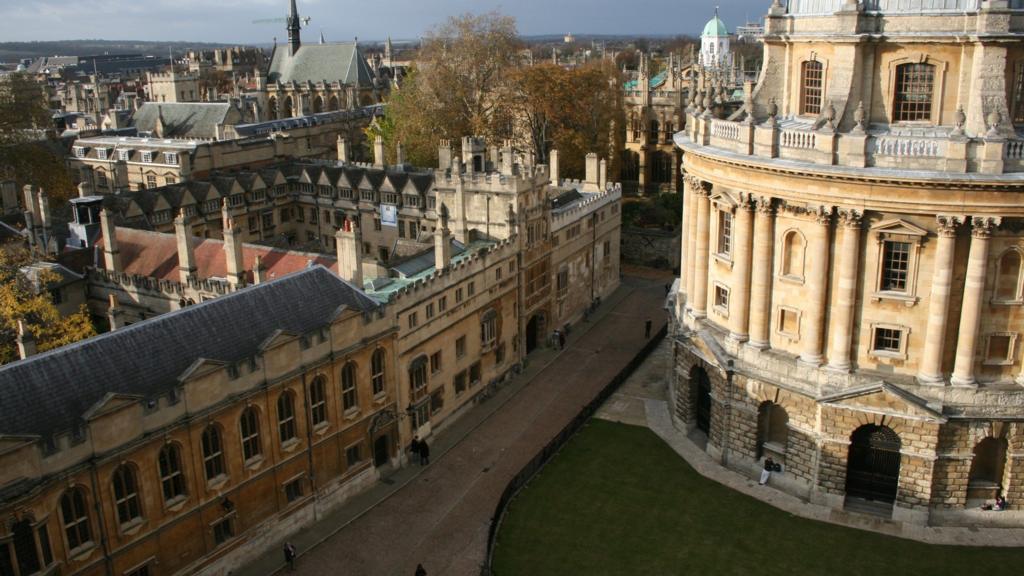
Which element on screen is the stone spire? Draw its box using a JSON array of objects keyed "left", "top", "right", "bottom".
[{"left": 287, "top": 0, "right": 302, "bottom": 56}]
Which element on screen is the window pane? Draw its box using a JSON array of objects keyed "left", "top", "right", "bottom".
[
  {"left": 894, "top": 63, "right": 934, "bottom": 122},
  {"left": 881, "top": 241, "right": 911, "bottom": 291},
  {"left": 801, "top": 61, "right": 823, "bottom": 115}
]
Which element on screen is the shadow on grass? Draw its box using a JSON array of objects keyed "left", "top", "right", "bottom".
[{"left": 492, "top": 419, "right": 1024, "bottom": 576}]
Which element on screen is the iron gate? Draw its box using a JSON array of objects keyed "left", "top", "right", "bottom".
[{"left": 845, "top": 425, "right": 901, "bottom": 503}]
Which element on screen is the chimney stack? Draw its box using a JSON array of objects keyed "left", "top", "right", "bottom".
[
  {"left": 396, "top": 141, "right": 406, "bottom": 166},
  {"left": 337, "top": 136, "right": 350, "bottom": 163},
  {"left": 99, "top": 208, "right": 122, "bottom": 272},
  {"left": 335, "top": 215, "right": 363, "bottom": 287},
  {"left": 16, "top": 320, "right": 36, "bottom": 360},
  {"left": 253, "top": 255, "right": 265, "bottom": 284},
  {"left": 500, "top": 141, "right": 514, "bottom": 176},
  {"left": 549, "top": 149, "right": 560, "bottom": 187},
  {"left": 599, "top": 158, "right": 607, "bottom": 191},
  {"left": 222, "top": 200, "right": 245, "bottom": 288},
  {"left": 435, "top": 204, "right": 453, "bottom": 271},
  {"left": 107, "top": 294, "right": 123, "bottom": 331},
  {"left": 584, "top": 153, "right": 600, "bottom": 192},
  {"left": 174, "top": 210, "right": 198, "bottom": 284},
  {"left": 373, "top": 135, "right": 385, "bottom": 167},
  {"left": 438, "top": 140, "right": 452, "bottom": 171}
]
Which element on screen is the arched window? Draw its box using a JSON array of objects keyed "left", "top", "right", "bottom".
[
  {"left": 309, "top": 376, "right": 327, "bottom": 426},
  {"left": 969, "top": 437, "right": 1008, "bottom": 488},
  {"left": 341, "top": 362, "right": 358, "bottom": 412},
  {"left": 329, "top": 95, "right": 340, "bottom": 111},
  {"left": 995, "top": 249, "right": 1023, "bottom": 302},
  {"left": 277, "top": 391, "right": 297, "bottom": 443},
  {"left": 409, "top": 356, "right": 428, "bottom": 397},
  {"left": 268, "top": 96, "right": 278, "bottom": 121},
  {"left": 158, "top": 444, "right": 186, "bottom": 502},
  {"left": 112, "top": 465, "right": 142, "bottom": 525},
  {"left": 651, "top": 151, "right": 673, "bottom": 184},
  {"left": 60, "top": 489, "right": 91, "bottom": 551},
  {"left": 313, "top": 95, "right": 324, "bottom": 114},
  {"left": 239, "top": 407, "right": 262, "bottom": 461},
  {"left": 201, "top": 425, "right": 225, "bottom": 480},
  {"left": 756, "top": 402, "right": 789, "bottom": 458},
  {"left": 800, "top": 60, "right": 823, "bottom": 116},
  {"left": 371, "top": 349, "right": 386, "bottom": 396},
  {"left": 893, "top": 63, "right": 935, "bottom": 122},
  {"left": 781, "top": 230, "right": 806, "bottom": 279}
]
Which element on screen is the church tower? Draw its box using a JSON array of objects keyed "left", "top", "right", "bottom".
[{"left": 287, "top": 0, "right": 302, "bottom": 56}]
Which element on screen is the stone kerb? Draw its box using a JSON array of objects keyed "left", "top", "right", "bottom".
[{"left": 386, "top": 235, "right": 518, "bottom": 307}]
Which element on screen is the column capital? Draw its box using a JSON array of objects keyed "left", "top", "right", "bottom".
[
  {"left": 812, "top": 205, "right": 834, "bottom": 226},
  {"left": 970, "top": 216, "right": 1002, "bottom": 238},
  {"left": 935, "top": 214, "right": 964, "bottom": 237},
  {"left": 837, "top": 208, "right": 863, "bottom": 228},
  {"left": 737, "top": 192, "right": 757, "bottom": 211},
  {"left": 754, "top": 196, "right": 774, "bottom": 215},
  {"left": 685, "top": 174, "right": 710, "bottom": 196}
]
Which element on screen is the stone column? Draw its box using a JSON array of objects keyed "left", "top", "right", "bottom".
[
  {"left": 684, "top": 175, "right": 702, "bottom": 312},
  {"left": 678, "top": 172, "right": 693, "bottom": 311},
  {"left": 827, "top": 209, "right": 862, "bottom": 371},
  {"left": 728, "top": 195, "right": 755, "bottom": 343},
  {"left": 747, "top": 197, "right": 775, "bottom": 349},
  {"left": 691, "top": 181, "right": 712, "bottom": 318},
  {"left": 918, "top": 216, "right": 962, "bottom": 385},
  {"left": 951, "top": 216, "right": 1001, "bottom": 387},
  {"left": 800, "top": 206, "right": 832, "bottom": 366}
]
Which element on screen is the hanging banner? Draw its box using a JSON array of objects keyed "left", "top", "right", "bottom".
[{"left": 380, "top": 204, "right": 398, "bottom": 227}]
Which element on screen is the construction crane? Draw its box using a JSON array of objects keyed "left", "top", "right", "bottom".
[{"left": 252, "top": 16, "right": 311, "bottom": 26}]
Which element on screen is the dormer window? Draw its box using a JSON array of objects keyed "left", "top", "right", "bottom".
[
  {"left": 141, "top": 151, "right": 154, "bottom": 163},
  {"left": 118, "top": 149, "right": 131, "bottom": 161},
  {"left": 163, "top": 152, "right": 178, "bottom": 165},
  {"left": 73, "top": 146, "right": 85, "bottom": 158},
  {"left": 96, "top": 148, "right": 108, "bottom": 160}
]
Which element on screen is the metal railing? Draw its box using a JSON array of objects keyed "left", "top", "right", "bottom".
[{"left": 480, "top": 324, "right": 668, "bottom": 575}]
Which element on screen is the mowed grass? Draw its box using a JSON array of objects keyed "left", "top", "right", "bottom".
[{"left": 492, "top": 419, "right": 1024, "bottom": 576}]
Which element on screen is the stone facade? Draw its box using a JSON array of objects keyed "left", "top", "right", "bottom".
[{"left": 671, "top": 0, "right": 1024, "bottom": 526}]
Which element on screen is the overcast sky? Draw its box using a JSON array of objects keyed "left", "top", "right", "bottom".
[{"left": 3, "top": 0, "right": 774, "bottom": 44}]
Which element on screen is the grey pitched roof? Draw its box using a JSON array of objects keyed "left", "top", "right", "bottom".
[
  {"left": 267, "top": 43, "right": 375, "bottom": 87},
  {"left": 390, "top": 239, "right": 466, "bottom": 278},
  {"left": 0, "top": 266, "right": 379, "bottom": 441},
  {"left": 131, "top": 102, "right": 240, "bottom": 139}
]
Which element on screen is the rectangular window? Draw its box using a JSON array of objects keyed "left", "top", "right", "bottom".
[
  {"left": 456, "top": 336, "right": 466, "bottom": 358},
  {"left": 985, "top": 333, "right": 1015, "bottom": 365},
  {"left": 496, "top": 267, "right": 502, "bottom": 281},
  {"left": 430, "top": 351, "right": 442, "bottom": 374},
  {"left": 468, "top": 281, "right": 475, "bottom": 296},
  {"left": 345, "top": 444, "right": 362, "bottom": 467},
  {"left": 247, "top": 216, "right": 257, "bottom": 231},
  {"left": 146, "top": 174, "right": 157, "bottom": 189},
  {"left": 262, "top": 211, "right": 274, "bottom": 229},
  {"left": 454, "top": 371, "right": 467, "bottom": 396},
  {"left": 873, "top": 327, "right": 903, "bottom": 354},
  {"left": 894, "top": 63, "right": 935, "bottom": 122},
  {"left": 714, "top": 285, "right": 730, "bottom": 313},
  {"left": 778, "top": 308, "right": 799, "bottom": 338},
  {"left": 717, "top": 211, "right": 732, "bottom": 256},
  {"left": 557, "top": 267, "right": 569, "bottom": 298},
  {"left": 163, "top": 152, "right": 178, "bottom": 164},
  {"left": 408, "top": 312, "right": 418, "bottom": 328},
  {"left": 425, "top": 302, "right": 435, "bottom": 319},
  {"left": 1014, "top": 62, "right": 1024, "bottom": 124},
  {"left": 284, "top": 478, "right": 303, "bottom": 503},
  {"left": 280, "top": 208, "right": 291, "bottom": 223},
  {"left": 455, "top": 288, "right": 464, "bottom": 303},
  {"left": 881, "top": 240, "right": 911, "bottom": 292},
  {"left": 296, "top": 208, "right": 305, "bottom": 222},
  {"left": 141, "top": 151, "right": 153, "bottom": 163},
  {"left": 212, "top": 517, "right": 234, "bottom": 546},
  {"left": 438, "top": 296, "right": 447, "bottom": 312},
  {"left": 374, "top": 218, "right": 382, "bottom": 231},
  {"left": 398, "top": 220, "right": 406, "bottom": 239},
  {"left": 800, "top": 60, "right": 824, "bottom": 115},
  {"left": 310, "top": 208, "right": 319, "bottom": 223},
  {"left": 469, "top": 362, "right": 482, "bottom": 386},
  {"left": 430, "top": 388, "right": 444, "bottom": 414}
]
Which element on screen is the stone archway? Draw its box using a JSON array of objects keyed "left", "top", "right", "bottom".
[
  {"left": 691, "top": 365, "right": 712, "bottom": 436},
  {"left": 845, "top": 424, "right": 901, "bottom": 505},
  {"left": 526, "top": 312, "right": 546, "bottom": 354}
]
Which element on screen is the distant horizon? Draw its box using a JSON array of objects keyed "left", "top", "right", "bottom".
[{"left": 2, "top": 0, "right": 772, "bottom": 44}]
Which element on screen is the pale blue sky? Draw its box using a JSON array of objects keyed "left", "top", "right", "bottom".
[{"left": 2, "top": 0, "right": 773, "bottom": 43}]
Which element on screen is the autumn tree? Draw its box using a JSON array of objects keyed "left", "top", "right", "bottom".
[
  {"left": 510, "top": 61, "right": 625, "bottom": 181},
  {"left": 383, "top": 12, "right": 520, "bottom": 165},
  {"left": 0, "top": 248, "right": 96, "bottom": 365},
  {"left": 0, "top": 72, "right": 74, "bottom": 201}
]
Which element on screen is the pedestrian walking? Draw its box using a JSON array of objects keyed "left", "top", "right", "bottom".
[
  {"left": 283, "top": 541, "right": 297, "bottom": 571},
  {"left": 410, "top": 435, "right": 421, "bottom": 464},
  {"left": 415, "top": 564, "right": 428, "bottom": 576},
  {"left": 644, "top": 318, "right": 652, "bottom": 339},
  {"left": 419, "top": 438, "right": 430, "bottom": 465},
  {"left": 558, "top": 330, "right": 566, "bottom": 350}
]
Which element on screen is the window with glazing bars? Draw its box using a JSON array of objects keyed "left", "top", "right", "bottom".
[
  {"left": 801, "top": 61, "right": 823, "bottom": 115},
  {"left": 893, "top": 63, "right": 934, "bottom": 122},
  {"left": 873, "top": 327, "right": 902, "bottom": 353},
  {"left": 881, "top": 241, "right": 911, "bottom": 291}
]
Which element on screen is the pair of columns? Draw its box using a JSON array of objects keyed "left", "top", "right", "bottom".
[{"left": 678, "top": 175, "right": 1001, "bottom": 385}]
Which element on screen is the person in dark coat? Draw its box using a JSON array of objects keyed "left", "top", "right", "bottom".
[
  {"left": 558, "top": 330, "right": 566, "bottom": 350},
  {"left": 410, "top": 435, "right": 421, "bottom": 463},
  {"left": 644, "top": 318, "right": 653, "bottom": 339},
  {"left": 419, "top": 438, "right": 430, "bottom": 465},
  {"left": 283, "top": 542, "right": 297, "bottom": 571},
  {"left": 415, "top": 564, "right": 427, "bottom": 576}
]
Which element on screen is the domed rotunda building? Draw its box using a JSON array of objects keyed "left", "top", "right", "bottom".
[{"left": 672, "top": 0, "right": 1024, "bottom": 525}]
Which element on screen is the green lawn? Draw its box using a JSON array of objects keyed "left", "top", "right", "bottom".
[{"left": 492, "top": 419, "right": 1024, "bottom": 576}]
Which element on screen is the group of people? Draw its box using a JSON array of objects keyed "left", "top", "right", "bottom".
[
  {"left": 411, "top": 435, "right": 431, "bottom": 465},
  {"left": 552, "top": 329, "right": 566, "bottom": 350},
  {"left": 982, "top": 494, "right": 1008, "bottom": 511}
]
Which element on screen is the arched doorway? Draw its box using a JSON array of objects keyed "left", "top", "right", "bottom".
[
  {"left": 526, "top": 313, "right": 545, "bottom": 354},
  {"left": 374, "top": 434, "right": 390, "bottom": 467},
  {"left": 968, "top": 436, "right": 1008, "bottom": 501},
  {"left": 692, "top": 366, "right": 712, "bottom": 435},
  {"left": 845, "top": 425, "right": 901, "bottom": 504}
]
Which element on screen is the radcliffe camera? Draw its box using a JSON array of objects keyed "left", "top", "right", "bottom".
[{"left": 0, "top": 1, "right": 1022, "bottom": 575}]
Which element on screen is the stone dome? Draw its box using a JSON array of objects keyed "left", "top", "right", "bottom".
[{"left": 702, "top": 13, "right": 729, "bottom": 37}]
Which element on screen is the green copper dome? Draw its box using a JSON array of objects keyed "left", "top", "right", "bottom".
[{"left": 702, "top": 14, "right": 728, "bottom": 37}]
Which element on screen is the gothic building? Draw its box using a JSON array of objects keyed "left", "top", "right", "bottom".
[{"left": 672, "top": 0, "right": 1024, "bottom": 527}]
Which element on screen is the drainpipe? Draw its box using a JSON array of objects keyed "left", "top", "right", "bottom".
[{"left": 87, "top": 462, "right": 115, "bottom": 575}]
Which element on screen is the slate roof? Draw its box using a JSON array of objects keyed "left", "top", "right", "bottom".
[
  {"left": 0, "top": 266, "right": 378, "bottom": 440},
  {"left": 389, "top": 239, "right": 466, "bottom": 278},
  {"left": 97, "top": 228, "right": 337, "bottom": 283},
  {"left": 131, "top": 102, "right": 241, "bottom": 139},
  {"left": 267, "top": 43, "right": 375, "bottom": 87}
]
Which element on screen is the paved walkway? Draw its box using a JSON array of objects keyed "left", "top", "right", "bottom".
[
  {"left": 596, "top": 339, "right": 1024, "bottom": 548},
  {"left": 237, "top": 273, "right": 672, "bottom": 576}
]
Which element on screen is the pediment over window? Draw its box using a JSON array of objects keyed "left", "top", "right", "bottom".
[
  {"left": 709, "top": 190, "right": 738, "bottom": 211},
  {"left": 83, "top": 392, "right": 143, "bottom": 421},
  {"left": 820, "top": 382, "right": 946, "bottom": 423},
  {"left": 870, "top": 219, "right": 929, "bottom": 238},
  {"left": 177, "top": 357, "right": 227, "bottom": 383}
]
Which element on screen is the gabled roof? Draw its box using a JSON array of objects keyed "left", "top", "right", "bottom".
[
  {"left": 131, "top": 102, "right": 241, "bottom": 140},
  {"left": 267, "top": 42, "right": 375, "bottom": 87},
  {"left": 0, "top": 266, "right": 379, "bottom": 440}
]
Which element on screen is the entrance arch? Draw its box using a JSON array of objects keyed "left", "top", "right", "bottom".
[
  {"left": 374, "top": 434, "right": 390, "bottom": 467},
  {"left": 756, "top": 401, "right": 788, "bottom": 458},
  {"left": 845, "top": 424, "right": 901, "bottom": 504},
  {"left": 526, "top": 312, "right": 546, "bottom": 354},
  {"left": 691, "top": 366, "right": 712, "bottom": 435}
]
